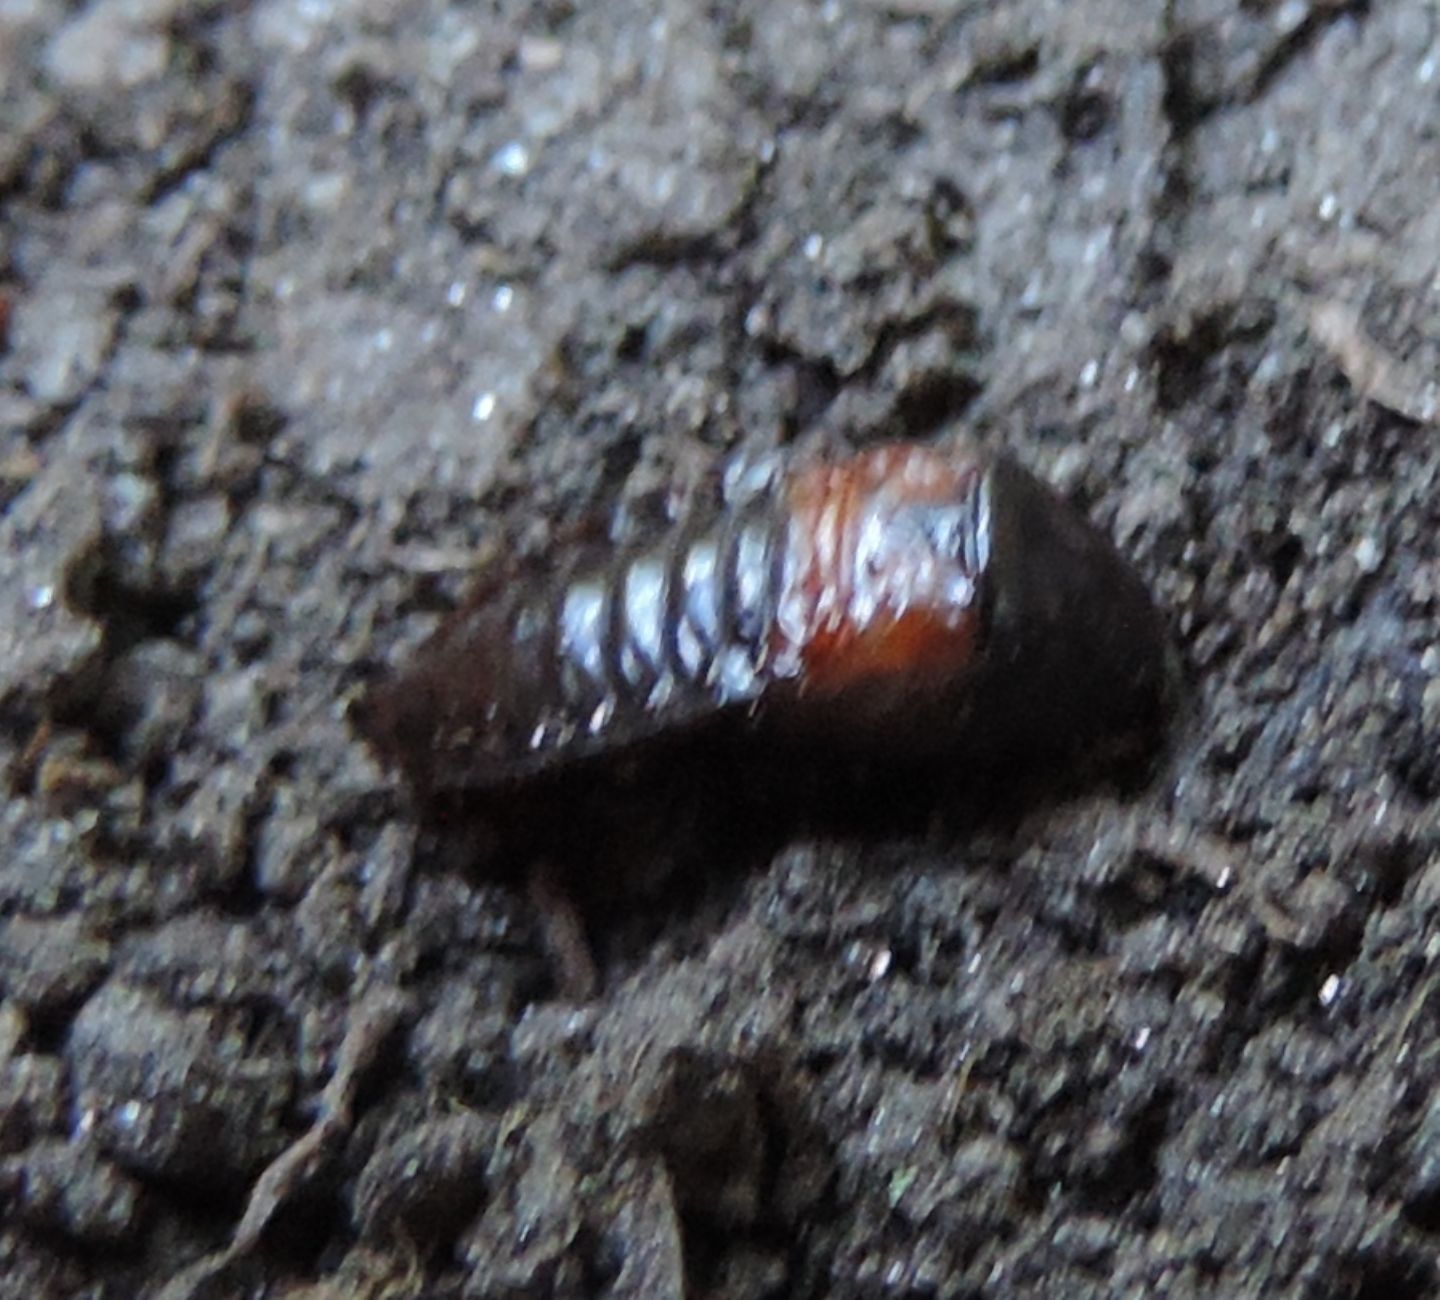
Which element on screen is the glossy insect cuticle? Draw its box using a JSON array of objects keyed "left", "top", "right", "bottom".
[
  {"left": 357, "top": 437, "right": 1171, "bottom": 800},
  {"left": 620, "top": 555, "right": 667, "bottom": 686}
]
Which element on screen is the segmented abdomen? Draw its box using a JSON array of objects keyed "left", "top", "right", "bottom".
[{"left": 516, "top": 488, "right": 789, "bottom": 755}]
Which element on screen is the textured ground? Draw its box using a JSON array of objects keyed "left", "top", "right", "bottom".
[{"left": 1, "top": 1, "right": 1438, "bottom": 1296}]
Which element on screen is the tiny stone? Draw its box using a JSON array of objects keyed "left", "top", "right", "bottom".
[
  {"left": 1353, "top": 535, "right": 1383, "bottom": 574},
  {"left": 491, "top": 141, "right": 531, "bottom": 177}
]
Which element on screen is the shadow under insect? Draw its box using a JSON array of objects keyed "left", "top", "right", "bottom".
[{"left": 354, "top": 437, "right": 1178, "bottom": 993}]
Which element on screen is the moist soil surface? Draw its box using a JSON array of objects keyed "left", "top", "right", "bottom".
[{"left": 2, "top": 1, "right": 1439, "bottom": 1296}]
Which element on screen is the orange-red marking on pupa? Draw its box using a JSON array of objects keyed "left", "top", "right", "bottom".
[{"left": 775, "top": 445, "right": 984, "bottom": 696}]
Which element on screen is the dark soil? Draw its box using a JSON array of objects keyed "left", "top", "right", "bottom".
[{"left": 2, "top": 1, "right": 1438, "bottom": 1296}]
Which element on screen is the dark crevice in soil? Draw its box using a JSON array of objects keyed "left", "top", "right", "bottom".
[
  {"left": 1319, "top": 1248, "right": 1437, "bottom": 1300},
  {"left": 1247, "top": 1, "right": 1372, "bottom": 105}
]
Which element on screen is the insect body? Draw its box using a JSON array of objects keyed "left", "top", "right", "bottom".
[{"left": 357, "top": 437, "right": 1172, "bottom": 802}]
